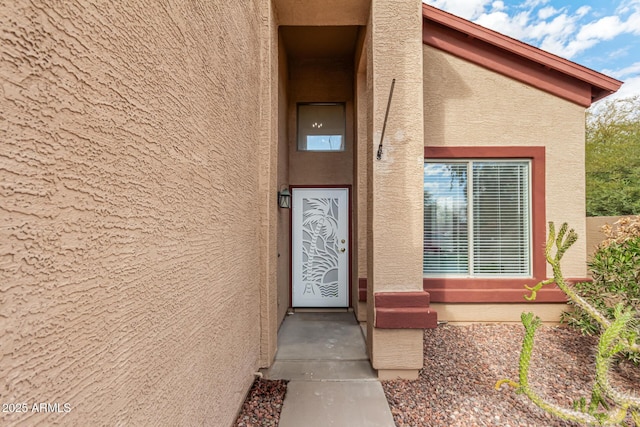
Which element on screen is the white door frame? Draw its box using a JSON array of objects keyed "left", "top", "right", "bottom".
[{"left": 290, "top": 186, "right": 351, "bottom": 308}]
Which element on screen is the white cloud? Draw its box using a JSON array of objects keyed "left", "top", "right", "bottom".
[
  {"left": 538, "top": 6, "right": 559, "bottom": 19},
  {"left": 616, "top": 0, "right": 640, "bottom": 15},
  {"left": 492, "top": 1, "right": 506, "bottom": 12},
  {"left": 616, "top": 77, "right": 640, "bottom": 99},
  {"left": 520, "top": 0, "right": 549, "bottom": 8},
  {"left": 603, "top": 61, "right": 640, "bottom": 79},
  {"left": 608, "top": 46, "right": 631, "bottom": 60},
  {"left": 624, "top": 8, "right": 640, "bottom": 34},
  {"left": 530, "top": 13, "right": 577, "bottom": 41},
  {"left": 576, "top": 6, "right": 591, "bottom": 17},
  {"left": 423, "top": 0, "right": 493, "bottom": 20},
  {"left": 475, "top": 11, "right": 529, "bottom": 38},
  {"left": 577, "top": 16, "right": 624, "bottom": 41}
]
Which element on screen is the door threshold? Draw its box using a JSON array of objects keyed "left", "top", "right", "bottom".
[{"left": 289, "top": 307, "right": 352, "bottom": 314}]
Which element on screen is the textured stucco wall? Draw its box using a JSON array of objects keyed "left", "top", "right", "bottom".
[
  {"left": 430, "top": 303, "right": 568, "bottom": 325},
  {"left": 366, "top": 0, "right": 425, "bottom": 375},
  {"left": 257, "top": 0, "right": 280, "bottom": 369},
  {"left": 288, "top": 59, "right": 354, "bottom": 187},
  {"left": 1, "top": 2, "right": 269, "bottom": 426},
  {"left": 585, "top": 216, "right": 629, "bottom": 257},
  {"left": 424, "top": 46, "right": 588, "bottom": 278},
  {"left": 274, "top": 0, "right": 370, "bottom": 25},
  {"left": 354, "top": 65, "right": 369, "bottom": 322},
  {"left": 277, "top": 33, "right": 291, "bottom": 325}
]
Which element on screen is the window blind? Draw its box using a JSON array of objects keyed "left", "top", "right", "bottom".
[
  {"left": 423, "top": 160, "right": 531, "bottom": 277},
  {"left": 472, "top": 162, "right": 530, "bottom": 276}
]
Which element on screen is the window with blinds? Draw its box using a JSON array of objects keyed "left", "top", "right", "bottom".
[{"left": 423, "top": 160, "right": 531, "bottom": 277}]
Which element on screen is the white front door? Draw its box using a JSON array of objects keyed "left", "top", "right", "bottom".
[{"left": 292, "top": 188, "right": 349, "bottom": 307}]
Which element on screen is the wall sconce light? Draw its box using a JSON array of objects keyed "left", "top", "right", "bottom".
[{"left": 278, "top": 187, "right": 291, "bottom": 209}]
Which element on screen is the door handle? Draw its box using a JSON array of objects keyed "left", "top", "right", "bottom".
[{"left": 340, "top": 248, "right": 346, "bottom": 253}]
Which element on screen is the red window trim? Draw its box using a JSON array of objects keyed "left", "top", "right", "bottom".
[{"left": 423, "top": 146, "right": 565, "bottom": 303}]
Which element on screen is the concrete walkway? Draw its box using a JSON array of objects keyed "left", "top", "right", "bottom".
[{"left": 261, "top": 311, "right": 395, "bottom": 427}]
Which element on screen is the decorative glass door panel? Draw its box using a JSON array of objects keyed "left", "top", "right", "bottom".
[{"left": 292, "top": 188, "right": 349, "bottom": 307}]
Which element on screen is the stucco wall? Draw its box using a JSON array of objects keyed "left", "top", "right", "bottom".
[
  {"left": 424, "top": 45, "right": 588, "bottom": 278},
  {"left": 288, "top": 59, "right": 354, "bottom": 186},
  {"left": 585, "top": 216, "right": 628, "bottom": 257},
  {"left": 354, "top": 64, "right": 369, "bottom": 321},
  {"left": 277, "top": 34, "right": 291, "bottom": 325},
  {"left": 1, "top": 2, "right": 268, "bottom": 426},
  {"left": 366, "top": 0, "right": 426, "bottom": 376}
]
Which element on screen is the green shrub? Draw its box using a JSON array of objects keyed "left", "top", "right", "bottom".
[{"left": 561, "top": 216, "right": 640, "bottom": 363}]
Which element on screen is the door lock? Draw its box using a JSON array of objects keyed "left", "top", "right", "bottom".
[{"left": 340, "top": 248, "right": 346, "bottom": 252}]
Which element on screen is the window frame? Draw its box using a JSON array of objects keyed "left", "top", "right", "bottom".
[
  {"left": 296, "top": 103, "right": 346, "bottom": 152},
  {"left": 423, "top": 158, "right": 533, "bottom": 278},
  {"left": 423, "top": 146, "right": 565, "bottom": 303}
]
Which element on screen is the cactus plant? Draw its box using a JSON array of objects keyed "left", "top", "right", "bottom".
[{"left": 496, "top": 222, "right": 640, "bottom": 426}]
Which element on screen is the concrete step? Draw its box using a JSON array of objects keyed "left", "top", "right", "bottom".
[
  {"left": 261, "top": 359, "right": 377, "bottom": 381},
  {"left": 278, "top": 381, "right": 396, "bottom": 427}
]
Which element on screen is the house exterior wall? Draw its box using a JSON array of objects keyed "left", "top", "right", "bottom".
[
  {"left": 287, "top": 59, "right": 354, "bottom": 187},
  {"left": 0, "top": 1, "right": 273, "bottom": 426},
  {"left": 586, "top": 216, "right": 629, "bottom": 257},
  {"left": 277, "top": 34, "right": 291, "bottom": 325},
  {"left": 423, "top": 45, "right": 588, "bottom": 322},
  {"left": 275, "top": 0, "right": 370, "bottom": 26},
  {"left": 258, "top": 0, "right": 280, "bottom": 369},
  {"left": 354, "top": 62, "right": 369, "bottom": 322},
  {"left": 366, "top": 0, "right": 426, "bottom": 378}
]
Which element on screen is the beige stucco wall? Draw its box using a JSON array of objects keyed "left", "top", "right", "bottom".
[
  {"left": 277, "top": 34, "right": 291, "bottom": 327},
  {"left": 354, "top": 61, "right": 369, "bottom": 322},
  {"left": 258, "top": 0, "right": 280, "bottom": 369},
  {"left": 366, "top": 0, "right": 425, "bottom": 376},
  {"left": 431, "top": 303, "right": 568, "bottom": 325},
  {"left": 423, "top": 45, "right": 588, "bottom": 322},
  {"left": 287, "top": 59, "right": 354, "bottom": 186},
  {"left": 274, "top": 0, "right": 370, "bottom": 26},
  {"left": 585, "top": 216, "right": 628, "bottom": 257},
  {"left": 1, "top": 2, "right": 274, "bottom": 426}
]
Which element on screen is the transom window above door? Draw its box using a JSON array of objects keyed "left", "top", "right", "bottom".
[
  {"left": 423, "top": 160, "right": 532, "bottom": 277},
  {"left": 297, "top": 103, "right": 345, "bottom": 152}
]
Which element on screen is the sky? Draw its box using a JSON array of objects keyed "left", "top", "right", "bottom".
[{"left": 423, "top": 0, "right": 640, "bottom": 107}]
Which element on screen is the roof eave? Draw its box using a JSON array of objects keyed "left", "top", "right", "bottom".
[{"left": 422, "top": 4, "right": 623, "bottom": 106}]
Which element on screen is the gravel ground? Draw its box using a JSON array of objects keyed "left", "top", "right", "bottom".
[
  {"left": 383, "top": 324, "right": 639, "bottom": 427},
  {"left": 234, "top": 378, "right": 287, "bottom": 427},
  {"left": 233, "top": 324, "right": 638, "bottom": 426}
]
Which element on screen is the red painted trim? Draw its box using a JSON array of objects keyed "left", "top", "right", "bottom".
[
  {"left": 422, "top": 4, "right": 622, "bottom": 106},
  {"left": 289, "top": 185, "right": 353, "bottom": 308},
  {"left": 375, "top": 291, "right": 430, "bottom": 307},
  {"left": 374, "top": 291, "right": 438, "bottom": 329},
  {"left": 288, "top": 196, "right": 293, "bottom": 308},
  {"left": 348, "top": 186, "right": 353, "bottom": 308},
  {"left": 376, "top": 308, "right": 438, "bottom": 329},
  {"left": 426, "top": 284, "right": 567, "bottom": 303},
  {"left": 427, "top": 278, "right": 591, "bottom": 303},
  {"left": 358, "top": 278, "right": 367, "bottom": 302},
  {"left": 423, "top": 146, "right": 548, "bottom": 303}
]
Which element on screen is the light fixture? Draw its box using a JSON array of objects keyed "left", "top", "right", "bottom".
[{"left": 278, "top": 187, "right": 291, "bottom": 209}]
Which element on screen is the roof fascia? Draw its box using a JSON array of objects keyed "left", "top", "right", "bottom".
[{"left": 422, "top": 4, "right": 622, "bottom": 106}]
